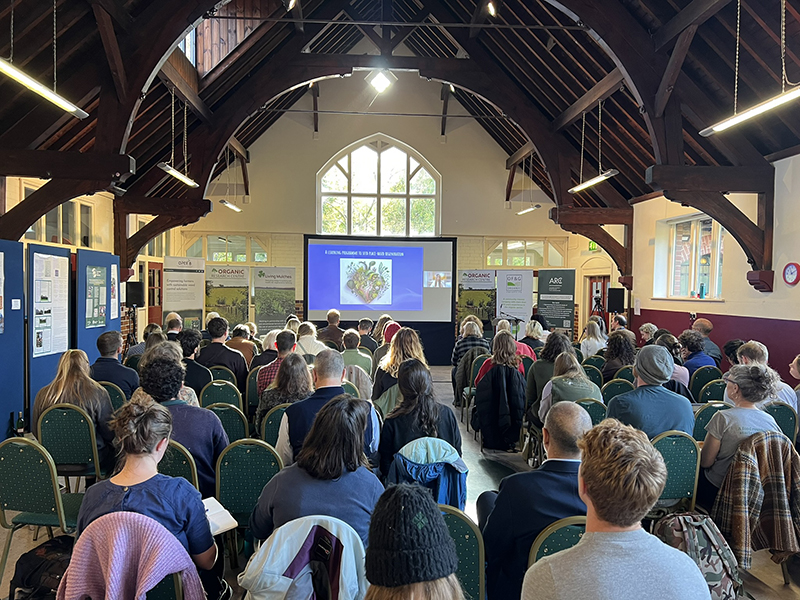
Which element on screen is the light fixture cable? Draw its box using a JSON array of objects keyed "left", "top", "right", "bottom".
[
  {"left": 183, "top": 100, "right": 189, "bottom": 176},
  {"left": 578, "top": 111, "right": 586, "bottom": 185},
  {"left": 9, "top": 0, "right": 13, "bottom": 63},
  {"left": 597, "top": 99, "right": 604, "bottom": 173},
  {"left": 170, "top": 87, "right": 176, "bottom": 167},
  {"left": 734, "top": 0, "right": 740, "bottom": 114}
]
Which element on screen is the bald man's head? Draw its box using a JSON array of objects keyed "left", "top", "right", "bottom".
[{"left": 544, "top": 402, "right": 593, "bottom": 458}]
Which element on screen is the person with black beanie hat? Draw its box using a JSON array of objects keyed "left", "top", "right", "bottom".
[{"left": 365, "top": 485, "right": 464, "bottom": 600}]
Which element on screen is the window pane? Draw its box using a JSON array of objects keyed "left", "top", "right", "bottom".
[
  {"left": 61, "top": 202, "right": 75, "bottom": 245},
  {"left": 23, "top": 188, "right": 41, "bottom": 241},
  {"left": 154, "top": 234, "right": 163, "bottom": 257},
  {"left": 716, "top": 230, "right": 725, "bottom": 297},
  {"left": 487, "top": 242, "right": 503, "bottom": 266},
  {"left": 380, "top": 198, "right": 406, "bottom": 236},
  {"left": 380, "top": 147, "right": 406, "bottom": 193},
  {"left": 321, "top": 196, "right": 347, "bottom": 234},
  {"left": 228, "top": 235, "right": 246, "bottom": 262},
  {"left": 207, "top": 236, "right": 228, "bottom": 261},
  {"left": 187, "top": 238, "right": 203, "bottom": 258},
  {"left": 526, "top": 240, "right": 545, "bottom": 266},
  {"left": 45, "top": 207, "right": 59, "bottom": 243},
  {"left": 351, "top": 146, "right": 378, "bottom": 193},
  {"left": 410, "top": 167, "right": 436, "bottom": 194},
  {"left": 410, "top": 198, "right": 435, "bottom": 236},
  {"left": 696, "top": 219, "right": 712, "bottom": 297},
  {"left": 507, "top": 240, "right": 525, "bottom": 266},
  {"left": 321, "top": 166, "right": 348, "bottom": 193},
  {"left": 547, "top": 242, "right": 564, "bottom": 267},
  {"left": 352, "top": 197, "right": 377, "bottom": 235},
  {"left": 409, "top": 157, "right": 419, "bottom": 172},
  {"left": 671, "top": 221, "right": 692, "bottom": 297},
  {"left": 337, "top": 156, "right": 349, "bottom": 173},
  {"left": 251, "top": 239, "right": 268, "bottom": 262},
  {"left": 80, "top": 205, "right": 92, "bottom": 248}
]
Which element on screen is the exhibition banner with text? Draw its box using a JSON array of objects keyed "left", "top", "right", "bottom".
[
  {"left": 254, "top": 267, "right": 296, "bottom": 333},
  {"left": 457, "top": 270, "right": 496, "bottom": 327},
  {"left": 538, "top": 269, "right": 576, "bottom": 337},
  {"left": 163, "top": 257, "right": 205, "bottom": 330},
  {"left": 496, "top": 270, "right": 534, "bottom": 339},
  {"left": 205, "top": 265, "right": 249, "bottom": 326}
]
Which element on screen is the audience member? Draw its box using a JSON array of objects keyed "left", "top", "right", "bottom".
[
  {"left": 526, "top": 332, "right": 575, "bottom": 422},
  {"left": 225, "top": 324, "right": 259, "bottom": 367},
  {"left": 195, "top": 317, "right": 248, "bottom": 393},
  {"left": 451, "top": 321, "right": 490, "bottom": 398},
  {"left": 639, "top": 322, "right": 657, "bottom": 346},
  {"left": 653, "top": 327, "right": 672, "bottom": 342},
  {"left": 679, "top": 329, "right": 717, "bottom": 377},
  {"left": 531, "top": 314, "right": 552, "bottom": 341},
  {"left": 285, "top": 317, "right": 301, "bottom": 335},
  {"left": 610, "top": 314, "right": 627, "bottom": 331},
  {"left": 520, "top": 320, "right": 546, "bottom": 350},
  {"left": 145, "top": 331, "right": 168, "bottom": 350},
  {"left": 692, "top": 317, "right": 723, "bottom": 367},
  {"left": 358, "top": 318, "right": 378, "bottom": 352},
  {"left": 481, "top": 402, "right": 591, "bottom": 600},
  {"left": 371, "top": 321, "right": 400, "bottom": 377},
  {"left": 655, "top": 333, "right": 690, "bottom": 387},
  {"left": 33, "top": 349, "right": 115, "bottom": 472},
  {"left": 539, "top": 352, "right": 602, "bottom": 422},
  {"left": 250, "top": 329, "right": 280, "bottom": 370},
  {"left": 133, "top": 341, "right": 199, "bottom": 406},
  {"left": 790, "top": 355, "right": 800, "bottom": 410},
  {"left": 732, "top": 341, "right": 797, "bottom": 410},
  {"left": 378, "top": 359, "right": 462, "bottom": 477},
  {"left": 165, "top": 317, "right": 183, "bottom": 341},
  {"left": 176, "top": 329, "right": 212, "bottom": 398},
  {"left": 474, "top": 331, "right": 525, "bottom": 386},
  {"left": 698, "top": 363, "right": 782, "bottom": 510},
  {"left": 256, "top": 330, "right": 297, "bottom": 395},
  {"left": 250, "top": 395, "right": 383, "bottom": 548},
  {"left": 373, "top": 327, "right": 428, "bottom": 401},
  {"left": 496, "top": 319, "right": 536, "bottom": 359},
  {"left": 588, "top": 315, "right": 608, "bottom": 339},
  {"left": 723, "top": 339, "right": 745, "bottom": 367},
  {"left": 580, "top": 321, "right": 606, "bottom": 358},
  {"left": 341, "top": 329, "right": 373, "bottom": 374},
  {"left": 294, "top": 321, "right": 329, "bottom": 356},
  {"left": 201, "top": 312, "right": 220, "bottom": 341},
  {"left": 364, "top": 484, "right": 464, "bottom": 600},
  {"left": 601, "top": 330, "right": 636, "bottom": 384},
  {"left": 90, "top": 331, "right": 139, "bottom": 399},
  {"left": 317, "top": 309, "right": 346, "bottom": 350},
  {"left": 245, "top": 322, "right": 263, "bottom": 352},
  {"left": 606, "top": 345, "right": 694, "bottom": 438},
  {"left": 372, "top": 314, "right": 394, "bottom": 347},
  {"left": 521, "top": 419, "right": 710, "bottom": 600},
  {"left": 255, "top": 353, "right": 313, "bottom": 433},
  {"left": 125, "top": 323, "right": 161, "bottom": 358}
]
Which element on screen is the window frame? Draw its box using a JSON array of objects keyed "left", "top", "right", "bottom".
[
  {"left": 21, "top": 182, "right": 93, "bottom": 249},
  {"left": 485, "top": 238, "right": 568, "bottom": 269},
  {"left": 666, "top": 215, "right": 724, "bottom": 299}
]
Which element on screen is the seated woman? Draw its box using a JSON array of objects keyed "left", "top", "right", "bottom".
[
  {"left": 526, "top": 332, "right": 575, "bottom": 423},
  {"left": 371, "top": 321, "right": 400, "bottom": 378},
  {"left": 76, "top": 397, "right": 225, "bottom": 598},
  {"left": 294, "top": 321, "right": 329, "bottom": 356},
  {"left": 33, "top": 349, "right": 115, "bottom": 472},
  {"left": 600, "top": 331, "right": 636, "bottom": 384},
  {"left": 249, "top": 394, "right": 384, "bottom": 547},
  {"left": 475, "top": 331, "right": 525, "bottom": 386},
  {"left": 698, "top": 364, "right": 782, "bottom": 510},
  {"left": 655, "top": 333, "right": 690, "bottom": 387},
  {"left": 373, "top": 327, "right": 428, "bottom": 401},
  {"left": 131, "top": 340, "right": 199, "bottom": 406},
  {"left": 495, "top": 319, "right": 535, "bottom": 359},
  {"left": 539, "top": 352, "right": 603, "bottom": 422},
  {"left": 378, "top": 359, "right": 462, "bottom": 477},
  {"left": 255, "top": 353, "right": 313, "bottom": 432},
  {"left": 250, "top": 329, "right": 281, "bottom": 369},
  {"left": 520, "top": 320, "right": 545, "bottom": 350},
  {"left": 639, "top": 322, "right": 658, "bottom": 346},
  {"left": 580, "top": 321, "right": 606, "bottom": 359}
]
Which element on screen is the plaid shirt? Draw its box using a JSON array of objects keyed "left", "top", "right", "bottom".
[
  {"left": 711, "top": 430, "right": 800, "bottom": 569},
  {"left": 451, "top": 335, "right": 491, "bottom": 367},
  {"left": 256, "top": 357, "right": 284, "bottom": 395}
]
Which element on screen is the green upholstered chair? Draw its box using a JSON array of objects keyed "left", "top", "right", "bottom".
[
  {"left": 210, "top": 365, "right": 238, "bottom": 385},
  {"left": 260, "top": 403, "right": 290, "bottom": 447},
  {"left": 357, "top": 346, "right": 373, "bottom": 358},
  {"left": 596, "top": 348, "right": 607, "bottom": 357},
  {"left": 208, "top": 403, "right": 249, "bottom": 442},
  {"left": 651, "top": 431, "right": 700, "bottom": 511},
  {"left": 375, "top": 384, "right": 403, "bottom": 420},
  {"left": 200, "top": 380, "right": 243, "bottom": 411},
  {"left": 303, "top": 354, "right": 316, "bottom": 365},
  {"left": 689, "top": 366, "right": 723, "bottom": 402},
  {"left": 342, "top": 380, "right": 359, "bottom": 397},
  {"left": 573, "top": 348, "right": 584, "bottom": 363},
  {"left": 698, "top": 379, "right": 726, "bottom": 403},
  {"left": 582, "top": 355, "right": 605, "bottom": 370},
  {"left": 322, "top": 340, "right": 340, "bottom": 350},
  {"left": 583, "top": 364, "right": 603, "bottom": 388},
  {"left": 528, "top": 516, "right": 586, "bottom": 567},
  {"left": 463, "top": 354, "right": 490, "bottom": 429},
  {"left": 146, "top": 573, "right": 184, "bottom": 599},
  {"left": 614, "top": 365, "right": 635, "bottom": 383},
  {"left": 123, "top": 354, "right": 141, "bottom": 372},
  {"left": 0, "top": 437, "right": 83, "bottom": 581},
  {"left": 601, "top": 378, "right": 634, "bottom": 404},
  {"left": 440, "top": 505, "right": 484, "bottom": 600},
  {"left": 692, "top": 403, "right": 731, "bottom": 442},
  {"left": 521, "top": 355, "right": 535, "bottom": 378},
  {"left": 765, "top": 402, "right": 798, "bottom": 444},
  {"left": 246, "top": 367, "right": 261, "bottom": 415},
  {"left": 576, "top": 398, "right": 607, "bottom": 426},
  {"left": 532, "top": 346, "right": 543, "bottom": 358},
  {"left": 157, "top": 440, "right": 199, "bottom": 490},
  {"left": 99, "top": 380, "right": 126, "bottom": 411}
]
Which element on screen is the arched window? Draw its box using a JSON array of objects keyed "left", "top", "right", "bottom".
[{"left": 317, "top": 134, "right": 440, "bottom": 236}]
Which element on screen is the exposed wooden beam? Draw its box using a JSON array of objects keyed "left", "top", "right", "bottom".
[
  {"left": 389, "top": 8, "right": 430, "bottom": 51},
  {"left": 565, "top": 223, "right": 630, "bottom": 277},
  {"left": 654, "top": 25, "right": 696, "bottom": 117},
  {"left": 381, "top": 0, "right": 392, "bottom": 55},
  {"left": 343, "top": 6, "right": 383, "bottom": 51},
  {"left": 440, "top": 84, "right": 450, "bottom": 137},
  {"left": 552, "top": 68, "right": 624, "bottom": 132},
  {"left": 629, "top": 190, "right": 663, "bottom": 204},
  {"left": 0, "top": 176, "right": 6, "bottom": 216},
  {"left": 505, "top": 163, "right": 517, "bottom": 203},
  {"left": 645, "top": 165, "right": 774, "bottom": 193},
  {"left": 228, "top": 137, "right": 248, "bottom": 162},
  {"left": 506, "top": 142, "right": 534, "bottom": 169},
  {"left": 654, "top": 0, "right": 733, "bottom": 50},
  {"left": 115, "top": 196, "right": 212, "bottom": 215},
  {"left": 765, "top": 144, "right": 800, "bottom": 163},
  {"left": 125, "top": 210, "right": 210, "bottom": 268},
  {"left": 311, "top": 83, "right": 320, "bottom": 135},
  {"left": 158, "top": 57, "right": 213, "bottom": 124},
  {"left": 0, "top": 150, "right": 135, "bottom": 180},
  {"left": 291, "top": 0, "right": 304, "bottom": 33},
  {"left": 551, "top": 206, "right": 633, "bottom": 225},
  {"left": 469, "top": 1, "right": 488, "bottom": 38},
  {"left": 88, "top": 0, "right": 132, "bottom": 32},
  {"left": 92, "top": 4, "right": 128, "bottom": 103}
]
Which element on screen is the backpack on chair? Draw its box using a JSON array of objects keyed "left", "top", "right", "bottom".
[
  {"left": 653, "top": 512, "right": 745, "bottom": 600},
  {"left": 9, "top": 535, "right": 73, "bottom": 599}
]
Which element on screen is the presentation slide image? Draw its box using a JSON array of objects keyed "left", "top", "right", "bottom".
[
  {"left": 424, "top": 271, "right": 452, "bottom": 288},
  {"left": 341, "top": 259, "right": 392, "bottom": 305}
]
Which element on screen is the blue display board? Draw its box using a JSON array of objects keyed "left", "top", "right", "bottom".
[
  {"left": 0, "top": 240, "right": 25, "bottom": 438},
  {"left": 75, "top": 250, "right": 121, "bottom": 364},
  {"left": 27, "top": 245, "right": 72, "bottom": 414}
]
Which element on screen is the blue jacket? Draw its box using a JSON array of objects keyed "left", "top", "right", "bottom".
[
  {"left": 606, "top": 384, "right": 694, "bottom": 439},
  {"left": 683, "top": 351, "right": 716, "bottom": 377},
  {"left": 90, "top": 357, "right": 139, "bottom": 399},
  {"left": 483, "top": 460, "right": 585, "bottom": 600}
]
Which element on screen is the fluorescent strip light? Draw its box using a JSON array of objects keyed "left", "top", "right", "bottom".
[
  {"left": 568, "top": 169, "right": 619, "bottom": 194},
  {"left": 0, "top": 57, "right": 89, "bottom": 119},
  {"left": 219, "top": 199, "right": 242, "bottom": 212},
  {"left": 487, "top": 1, "right": 497, "bottom": 17},
  {"left": 157, "top": 162, "right": 200, "bottom": 188},
  {"left": 517, "top": 204, "right": 542, "bottom": 216},
  {"left": 699, "top": 86, "right": 800, "bottom": 137}
]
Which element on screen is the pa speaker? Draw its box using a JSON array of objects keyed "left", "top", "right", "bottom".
[
  {"left": 608, "top": 288, "right": 625, "bottom": 314},
  {"left": 126, "top": 281, "right": 145, "bottom": 307}
]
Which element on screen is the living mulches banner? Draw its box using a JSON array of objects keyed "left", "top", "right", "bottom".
[
  {"left": 538, "top": 269, "right": 576, "bottom": 337},
  {"left": 456, "top": 270, "right": 496, "bottom": 327},
  {"left": 163, "top": 257, "right": 206, "bottom": 331},
  {"left": 205, "top": 265, "right": 249, "bottom": 326},
  {"left": 253, "top": 267, "right": 296, "bottom": 333}
]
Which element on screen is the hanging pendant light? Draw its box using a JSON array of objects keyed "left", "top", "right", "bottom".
[
  {"left": 218, "top": 147, "right": 242, "bottom": 212},
  {"left": 158, "top": 88, "right": 200, "bottom": 188},
  {"left": 568, "top": 101, "right": 618, "bottom": 194}
]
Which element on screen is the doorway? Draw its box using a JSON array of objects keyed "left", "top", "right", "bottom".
[
  {"left": 147, "top": 262, "right": 163, "bottom": 326},
  {"left": 586, "top": 275, "right": 610, "bottom": 332}
]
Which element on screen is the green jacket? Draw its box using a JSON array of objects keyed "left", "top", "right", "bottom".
[{"left": 342, "top": 349, "right": 372, "bottom": 375}]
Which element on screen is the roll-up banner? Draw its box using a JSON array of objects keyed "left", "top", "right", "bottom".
[
  {"left": 496, "top": 270, "right": 534, "bottom": 339},
  {"left": 254, "top": 267, "right": 296, "bottom": 332},
  {"left": 163, "top": 257, "right": 206, "bottom": 331},
  {"left": 456, "top": 270, "right": 497, "bottom": 329},
  {"left": 205, "top": 265, "right": 249, "bottom": 326},
  {"left": 538, "top": 269, "right": 576, "bottom": 337}
]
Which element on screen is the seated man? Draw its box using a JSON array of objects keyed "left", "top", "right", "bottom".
[
  {"left": 90, "top": 330, "right": 139, "bottom": 399},
  {"left": 195, "top": 317, "right": 248, "bottom": 393},
  {"left": 165, "top": 315, "right": 183, "bottom": 341},
  {"left": 480, "top": 402, "right": 591, "bottom": 600},
  {"left": 256, "top": 330, "right": 296, "bottom": 395},
  {"left": 610, "top": 314, "right": 627, "bottom": 332},
  {"left": 340, "top": 329, "right": 372, "bottom": 374},
  {"left": 679, "top": 329, "right": 717, "bottom": 377},
  {"left": 177, "top": 329, "right": 213, "bottom": 398},
  {"left": 316, "top": 309, "right": 345, "bottom": 350},
  {"left": 225, "top": 323, "right": 259, "bottom": 367},
  {"left": 733, "top": 340, "right": 797, "bottom": 410},
  {"left": 276, "top": 349, "right": 378, "bottom": 466},
  {"left": 606, "top": 345, "right": 694, "bottom": 438},
  {"left": 358, "top": 318, "right": 378, "bottom": 353},
  {"left": 521, "top": 419, "right": 710, "bottom": 600},
  {"left": 692, "top": 318, "right": 722, "bottom": 368}
]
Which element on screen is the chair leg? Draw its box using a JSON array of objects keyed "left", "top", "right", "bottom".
[
  {"left": 32, "top": 526, "right": 40, "bottom": 541},
  {"left": 64, "top": 477, "right": 71, "bottom": 494},
  {"left": 781, "top": 560, "right": 791, "bottom": 585},
  {"left": 46, "top": 526, "right": 54, "bottom": 540},
  {"left": 0, "top": 526, "right": 18, "bottom": 584}
]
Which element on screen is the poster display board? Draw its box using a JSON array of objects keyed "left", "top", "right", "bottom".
[
  {"left": 538, "top": 269, "right": 576, "bottom": 337},
  {"left": 110, "top": 264, "right": 119, "bottom": 320},
  {"left": 0, "top": 250, "right": 4, "bottom": 335},
  {"left": 456, "top": 270, "right": 496, "bottom": 329},
  {"left": 32, "top": 252, "right": 70, "bottom": 356},
  {"left": 163, "top": 257, "right": 205, "bottom": 331},
  {"left": 0, "top": 240, "right": 24, "bottom": 437},
  {"left": 75, "top": 250, "right": 121, "bottom": 364},
  {"left": 205, "top": 265, "right": 249, "bottom": 325},
  {"left": 254, "top": 267, "right": 296, "bottom": 332},
  {"left": 85, "top": 266, "right": 108, "bottom": 329}
]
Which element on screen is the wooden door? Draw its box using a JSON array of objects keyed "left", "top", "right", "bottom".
[
  {"left": 147, "top": 262, "right": 163, "bottom": 326},
  {"left": 587, "top": 275, "right": 611, "bottom": 331}
]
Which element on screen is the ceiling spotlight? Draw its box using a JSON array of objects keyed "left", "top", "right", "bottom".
[
  {"left": 284, "top": 0, "right": 297, "bottom": 11},
  {"left": 487, "top": 1, "right": 497, "bottom": 17},
  {"left": 219, "top": 199, "right": 242, "bottom": 212},
  {"left": 366, "top": 70, "right": 397, "bottom": 94},
  {"left": 449, "top": 83, "right": 455, "bottom": 93}
]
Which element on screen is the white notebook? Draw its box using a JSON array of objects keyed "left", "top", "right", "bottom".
[{"left": 203, "top": 497, "right": 238, "bottom": 536}]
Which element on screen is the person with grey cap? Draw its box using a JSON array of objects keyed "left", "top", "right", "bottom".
[
  {"left": 606, "top": 345, "right": 695, "bottom": 438},
  {"left": 364, "top": 484, "right": 464, "bottom": 600}
]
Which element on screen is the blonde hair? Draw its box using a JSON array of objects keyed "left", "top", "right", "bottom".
[
  {"left": 491, "top": 331, "right": 520, "bottom": 369},
  {"left": 364, "top": 574, "right": 464, "bottom": 600},
  {"left": 205, "top": 311, "right": 220, "bottom": 327},
  {"left": 374, "top": 314, "right": 393, "bottom": 345},
  {"left": 37, "top": 350, "right": 106, "bottom": 416},
  {"left": 461, "top": 315, "right": 483, "bottom": 333},
  {"left": 585, "top": 321, "right": 603, "bottom": 341},
  {"left": 578, "top": 419, "right": 667, "bottom": 527},
  {"left": 525, "top": 320, "right": 544, "bottom": 339},
  {"left": 286, "top": 318, "right": 301, "bottom": 334},
  {"left": 496, "top": 319, "right": 511, "bottom": 333},
  {"left": 297, "top": 321, "right": 316, "bottom": 338},
  {"left": 737, "top": 340, "right": 769, "bottom": 364},
  {"left": 552, "top": 352, "right": 588, "bottom": 381},
  {"left": 380, "top": 328, "right": 427, "bottom": 377},
  {"left": 462, "top": 322, "right": 481, "bottom": 338},
  {"left": 639, "top": 323, "right": 658, "bottom": 337}
]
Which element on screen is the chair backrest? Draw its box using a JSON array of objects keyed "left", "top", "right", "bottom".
[
  {"left": 342, "top": 380, "right": 359, "bottom": 397},
  {"left": 528, "top": 516, "right": 586, "bottom": 567},
  {"left": 357, "top": 346, "right": 373, "bottom": 358},
  {"left": 261, "top": 403, "right": 290, "bottom": 446},
  {"left": 692, "top": 403, "right": 731, "bottom": 441},
  {"left": 207, "top": 403, "right": 249, "bottom": 442},
  {"left": 765, "top": 402, "right": 798, "bottom": 444},
  {"left": 614, "top": 365, "right": 635, "bottom": 383},
  {"left": 303, "top": 353, "right": 316, "bottom": 365},
  {"left": 0, "top": 437, "right": 69, "bottom": 532},
  {"left": 583, "top": 364, "right": 603, "bottom": 388},
  {"left": 439, "top": 505, "right": 484, "bottom": 600},
  {"left": 157, "top": 440, "right": 199, "bottom": 490},
  {"left": 146, "top": 573, "right": 184, "bottom": 600},
  {"left": 470, "top": 354, "right": 490, "bottom": 386},
  {"left": 210, "top": 365, "right": 237, "bottom": 385},
  {"left": 216, "top": 440, "right": 283, "bottom": 521},
  {"left": 322, "top": 340, "right": 340, "bottom": 350},
  {"left": 123, "top": 354, "right": 141, "bottom": 372},
  {"left": 521, "top": 355, "right": 535, "bottom": 378},
  {"left": 573, "top": 348, "right": 584, "bottom": 363},
  {"left": 38, "top": 403, "right": 102, "bottom": 477},
  {"left": 690, "top": 366, "right": 723, "bottom": 400},
  {"left": 651, "top": 430, "right": 700, "bottom": 511},
  {"left": 375, "top": 384, "right": 403, "bottom": 418},
  {"left": 199, "top": 380, "right": 243, "bottom": 411},
  {"left": 698, "top": 379, "right": 726, "bottom": 403},
  {"left": 246, "top": 367, "right": 261, "bottom": 410},
  {"left": 576, "top": 398, "right": 607, "bottom": 426},
  {"left": 582, "top": 355, "right": 605, "bottom": 369},
  {"left": 532, "top": 346, "right": 542, "bottom": 358},
  {"left": 601, "top": 378, "right": 634, "bottom": 404},
  {"left": 98, "top": 381, "right": 126, "bottom": 411}
]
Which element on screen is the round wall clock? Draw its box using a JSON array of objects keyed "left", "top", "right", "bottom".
[{"left": 784, "top": 262, "right": 800, "bottom": 285}]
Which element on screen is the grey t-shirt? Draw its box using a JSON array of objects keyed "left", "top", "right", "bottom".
[
  {"left": 704, "top": 407, "right": 781, "bottom": 487},
  {"left": 522, "top": 529, "right": 710, "bottom": 600}
]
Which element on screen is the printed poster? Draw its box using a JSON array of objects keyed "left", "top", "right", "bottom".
[
  {"left": 456, "top": 270, "right": 496, "bottom": 327},
  {"left": 253, "top": 267, "right": 296, "bottom": 333},
  {"left": 205, "top": 265, "right": 249, "bottom": 326},
  {"left": 538, "top": 269, "right": 576, "bottom": 337},
  {"left": 163, "top": 257, "right": 205, "bottom": 331},
  {"left": 110, "top": 263, "right": 119, "bottom": 320},
  {"left": 496, "top": 270, "right": 534, "bottom": 339},
  {"left": 86, "top": 265, "right": 107, "bottom": 329},
  {"left": 0, "top": 251, "right": 4, "bottom": 335},
  {"left": 33, "top": 253, "right": 69, "bottom": 356}
]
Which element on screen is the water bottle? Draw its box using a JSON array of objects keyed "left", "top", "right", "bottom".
[
  {"left": 16, "top": 412, "right": 25, "bottom": 437},
  {"left": 699, "top": 283, "right": 706, "bottom": 299}
]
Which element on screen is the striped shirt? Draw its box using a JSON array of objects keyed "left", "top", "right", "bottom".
[{"left": 451, "top": 335, "right": 491, "bottom": 367}]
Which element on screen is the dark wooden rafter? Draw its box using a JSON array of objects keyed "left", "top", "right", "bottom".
[
  {"left": 440, "top": 83, "right": 449, "bottom": 137},
  {"left": 291, "top": 0, "right": 305, "bottom": 33},
  {"left": 504, "top": 163, "right": 517, "bottom": 203},
  {"left": 343, "top": 5, "right": 383, "bottom": 51},
  {"left": 116, "top": 196, "right": 213, "bottom": 216},
  {"left": 228, "top": 136, "right": 250, "bottom": 196},
  {"left": 552, "top": 68, "right": 624, "bottom": 132},
  {"left": 310, "top": 81, "right": 320, "bottom": 135},
  {"left": 567, "top": 224, "right": 631, "bottom": 285},
  {"left": 381, "top": 0, "right": 392, "bottom": 54},
  {"left": 653, "top": 0, "right": 733, "bottom": 51},
  {"left": 87, "top": 0, "right": 132, "bottom": 32},
  {"left": 550, "top": 206, "right": 633, "bottom": 225},
  {"left": 654, "top": 24, "right": 696, "bottom": 118},
  {"left": 0, "top": 149, "right": 134, "bottom": 180},
  {"left": 469, "top": 0, "right": 489, "bottom": 38},
  {"left": 158, "top": 54, "right": 214, "bottom": 124},
  {"left": 92, "top": 3, "right": 128, "bottom": 102},
  {"left": 389, "top": 7, "right": 431, "bottom": 51}
]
